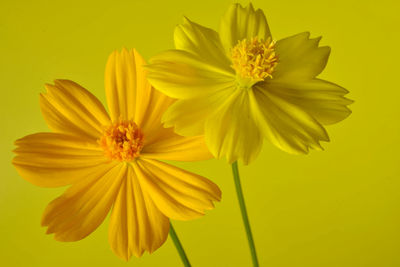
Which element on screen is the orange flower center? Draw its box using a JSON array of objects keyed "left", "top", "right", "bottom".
[
  {"left": 98, "top": 120, "right": 144, "bottom": 161},
  {"left": 230, "top": 36, "right": 278, "bottom": 88}
]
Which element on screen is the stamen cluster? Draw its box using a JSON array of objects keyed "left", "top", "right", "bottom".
[
  {"left": 99, "top": 120, "right": 144, "bottom": 161},
  {"left": 231, "top": 36, "right": 278, "bottom": 86}
]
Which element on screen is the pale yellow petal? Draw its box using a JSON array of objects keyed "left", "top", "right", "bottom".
[
  {"left": 108, "top": 164, "right": 169, "bottom": 260},
  {"left": 219, "top": 3, "right": 271, "bottom": 53},
  {"left": 147, "top": 49, "right": 235, "bottom": 99},
  {"left": 174, "top": 16, "right": 231, "bottom": 72},
  {"left": 273, "top": 32, "right": 331, "bottom": 81},
  {"left": 42, "top": 163, "right": 126, "bottom": 242},
  {"left": 141, "top": 135, "right": 212, "bottom": 162},
  {"left": 137, "top": 78, "right": 217, "bottom": 161},
  {"left": 205, "top": 89, "right": 263, "bottom": 165},
  {"left": 40, "top": 80, "right": 110, "bottom": 140},
  {"left": 12, "top": 133, "right": 109, "bottom": 187},
  {"left": 267, "top": 79, "right": 353, "bottom": 125},
  {"left": 133, "top": 159, "right": 221, "bottom": 221},
  {"left": 160, "top": 88, "right": 233, "bottom": 136},
  {"left": 250, "top": 85, "right": 329, "bottom": 154}
]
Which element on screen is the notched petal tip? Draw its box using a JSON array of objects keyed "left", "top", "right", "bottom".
[
  {"left": 220, "top": 1, "right": 272, "bottom": 54},
  {"left": 320, "top": 45, "right": 331, "bottom": 56},
  {"left": 43, "top": 84, "right": 52, "bottom": 93},
  {"left": 246, "top": 2, "right": 255, "bottom": 12},
  {"left": 274, "top": 32, "right": 334, "bottom": 81},
  {"left": 181, "top": 15, "right": 191, "bottom": 24},
  {"left": 311, "top": 35, "right": 322, "bottom": 46},
  {"left": 213, "top": 187, "right": 222, "bottom": 202},
  {"left": 303, "top": 31, "right": 311, "bottom": 38},
  {"left": 108, "top": 165, "right": 170, "bottom": 261}
]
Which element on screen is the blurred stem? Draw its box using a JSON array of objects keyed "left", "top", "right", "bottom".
[
  {"left": 232, "top": 161, "right": 259, "bottom": 267},
  {"left": 169, "top": 222, "right": 191, "bottom": 267}
]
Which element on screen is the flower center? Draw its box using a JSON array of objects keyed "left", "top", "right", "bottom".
[
  {"left": 98, "top": 120, "right": 144, "bottom": 161},
  {"left": 230, "top": 36, "right": 278, "bottom": 88}
]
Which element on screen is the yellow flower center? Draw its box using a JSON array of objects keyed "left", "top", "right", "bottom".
[
  {"left": 230, "top": 36, "right": 278, "bottom": 88},
  {"left": 98, "top": 120, "right": 144, "bottom": 161}
]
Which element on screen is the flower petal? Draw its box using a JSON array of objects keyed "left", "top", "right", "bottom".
[
  {"left": 250, "top": 85, "right": 330, "bottom": 154},
  {"left": 273, "top": 32, "right": 331, "bottom": 81},
  {"left": 205, "top": 89, "right": 263, "bottom": 165},
  {"left": 108, "top": 164, "right": 169, "bottom": 260},
  {"left": 132, "top": 54, "right": 216, "bottom": 161},
  {"left": 41, "top": 163, "right": 126, "bottom": 242},
  {"left": 174, "top": 16, "right": 232, "bottom": 72},
  {"left": 105, "top": 49, "right": 151, "bottom": 122},
  {"left": 267, "top": 79, "right": 353, "bottom": 125},
  {"left": 40, "top": 80, "right": 110, "bottom": 140},
  {"left": 135, "top": 80, "right": 176, "bottom": 147},
  {"left": 12, "top": 132, "right": 110, "bottom": 187},
  {"left": 160, "top": 88, "right": 233, "bottom": 136},
  {"left": 141, "top": 135, "right": 212, "bottom": 162},
  {"left": 133, "top": 159, "right": 221, "bottom": 221},
  {"left": 105, "top": 49, "right": 178, "bottom": 147},
  {"left": 219, "top": 3, "right": 271, "bottom": 53},
  {"left": 147, "top": 49, "right": 235, "bottom": 99}
]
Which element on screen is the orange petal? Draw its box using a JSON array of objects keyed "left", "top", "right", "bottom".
[
  {"left": 105, "top": 49, "right": 139, "bottom": 121},
  {"left": 108, "top": 164, "right": 169, "bottom": 260},
  {"left": 104, "top": 49, "right": 178, "bottom": 146},
  {"left": 12, "top": 132, "right": 110, "bottom": 187},
  {"left": 40, "top": 80, "right": 110, "bottom": 140},
  {"left": 42, "top": 163, "right": 126, "bottom": 241},
  {"left": 133, "top": 159, "right": 221, "bottom": 221}
]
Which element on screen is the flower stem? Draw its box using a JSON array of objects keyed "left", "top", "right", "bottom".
[
  {"left": 169, "top": 222, "right": 191, "bottom": 267},
  {"left": 232, "top": 161, "right": 259, "bottom": 267}
]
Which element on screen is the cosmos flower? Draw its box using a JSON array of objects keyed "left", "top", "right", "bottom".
[
  {"left": 147, "top": 3, "right": 353, "bottom": 164},
  {"left": 12, "top": 49, "right": 221, "bottom": 260}
]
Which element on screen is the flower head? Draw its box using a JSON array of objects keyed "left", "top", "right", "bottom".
[
  {"left": 147, "top": 3, "right": 353, "bottom": 164},
  {"left": 12, "top": 49, "right": 221, "bottom": 260}
]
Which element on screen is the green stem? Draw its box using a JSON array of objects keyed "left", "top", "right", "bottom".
[
  {"left": 232, "top": 161, "right": 259, "bottom": 267},
  {"left": 169, "top": 222, "right": 191, "bottom": 267}
]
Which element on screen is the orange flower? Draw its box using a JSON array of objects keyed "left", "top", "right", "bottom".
[{"left": 13, "top": 49, "right": 221, "bottom": 260}]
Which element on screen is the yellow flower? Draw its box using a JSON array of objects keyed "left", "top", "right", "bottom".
[
  {"left": 147, "top": 3, "right": 353, "bottom": 164},
  {"left": 12, "top": 49, "right": 221, "bottom": 260}
]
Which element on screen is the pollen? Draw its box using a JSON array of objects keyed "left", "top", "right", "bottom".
[
  {"left": 231, "top": 36, "right": 278, "bottom": 87},
  {"left": 98, "top": 120, "right": 144, "bottom": 161}
]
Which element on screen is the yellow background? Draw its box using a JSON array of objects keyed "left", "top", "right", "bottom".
[{"left": 1, "top": 0, "right": 399, "bottom": 266}]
